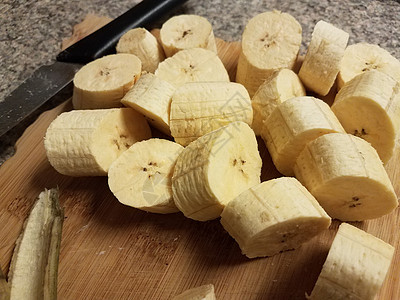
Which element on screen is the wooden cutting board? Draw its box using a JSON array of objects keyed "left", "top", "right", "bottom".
[{"left": 0, "top": 18, "right": 399, "bottom": 300}]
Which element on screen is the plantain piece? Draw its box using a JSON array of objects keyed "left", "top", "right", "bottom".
[
  {"left": 299, "top": 20, "right": 349, "bottom": 96},
  {"left": 261, "top": 96, "right": 345, "bottom": 176},
  {"left": 116, "top": 28, "right": 165, "bottom": 73},
  {"left": 221, "top": 177, "right": 331, "bottom": 258},
  {"left": 251, "top": 68, "right": 306, "bottom": 136},
  {"left": 8, "top": 188, "right": 64, "bottom": 300},
  {"left": 172, "top": 122, "right": 262, "bottom": 221},
  {"left": 160, "top": 14, "right": 217, "bottom": 57},
  {"left": 172, "top": 284, "right": 216, "bottom": 300},
  {"left": 294, "top": 133, "right": 398, "bottom": 221},
  {"left": 331, "top": 70, "right": 400, "bottom": 163},
  {"left": 236, "top": 10, "right": 302, "bottom": 97},
  {"left": 308, "top": 223, "right": 394, "bottom": 299},
  {"left": 169, "top": 81, "right": 252, "bottom": 146},
  {"left": 337, "top": 43, "right": 400, "bottom": 90},
  {"left": 0, "top": 266, "right": 10, "bottom": 300}
]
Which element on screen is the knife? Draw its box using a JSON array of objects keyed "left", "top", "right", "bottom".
[{"left": 0, "top": 0, "right": 188, "bottom": 137}]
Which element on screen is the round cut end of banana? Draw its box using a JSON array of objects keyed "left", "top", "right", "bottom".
[
  {"left": 121, "top": 73, "right": 175, "bottom": 135},
  {"left": 251, "top": 69, "right": 306, "bottom": 135},
  {"left": 337, "top": 43, "right": 400, "bottom": 89},
  {"left": 170, "top": 81, "right": 252, "bottom": 146},
  {"left": 116, "top": 28, "right": 165, "bottom": 73},
  {"left": 294, "top": 133, "right": 398, "bottom": 221},
  {"left": 73, "top": 53, "right": 142, "bottom": 109},
  {"left": 241, "top": 11, "right": 302, "bottom": 70},
  {"left": 172, "top": 121, "right": 262, "bottom": 221},
  {"left": 108, "top": 139, "right": 183, "bottom": 214},
  {"left": 332, "top": 70, "right": 400, "bottom": 163},
  {"left": 310, "top": 223, "right": 394, "bottom": 299},
  {"left": 160, "top": 14, "right": 217, "bottom": 57},
  {"left": 299, "top": 20, "right": 349, "bottom": 96},
  {"left": 220, "top": 177, "right": 331, "bottom": 258},
  {"left": 155, "top": 48, "right": 229, "bottom": 88},
  {"left": 236, "top": 11, "right": 302, "bottom": 97},
  {"left": 261, "top": 96, "right": 345, "bottom": 176},
  {"left": 44, "top": 108, "right": 151, "bottom": 176}
]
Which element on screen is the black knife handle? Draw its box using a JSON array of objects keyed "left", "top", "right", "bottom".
[{"left": 57, "top": 0, "right": 187, "bottom": 64}]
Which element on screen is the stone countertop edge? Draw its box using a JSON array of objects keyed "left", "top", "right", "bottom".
[{"left": 1, "top": 0, "right": 400, "bottom": 165}]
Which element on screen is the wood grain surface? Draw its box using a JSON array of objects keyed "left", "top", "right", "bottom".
[{"left": 0, "top": 17, "right": 399, "bottom": 300}]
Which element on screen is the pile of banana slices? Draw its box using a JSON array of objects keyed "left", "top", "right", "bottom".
[{"left": 43, "top": 11, "right": 400, "bottom": 299}]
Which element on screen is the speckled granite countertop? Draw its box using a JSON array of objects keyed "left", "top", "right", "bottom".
[{"left": 1, "top": 0, "right": 400, "bottom": 165}]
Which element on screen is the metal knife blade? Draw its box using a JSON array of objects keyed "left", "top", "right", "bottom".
[
  {"left": 0, "top": 0, "right": 187, "bottom": 137},
  {"left": 0, "top": 62, "right": 81, "bottom": 137}
]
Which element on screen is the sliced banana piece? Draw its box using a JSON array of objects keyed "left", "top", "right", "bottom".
[
  {"left": 172, "top": 122, "right": 262, "bottom": 221},
  {"left": 309, "top": 223, "right": 394, "bottom": 300},
  {"left": 72, "top": 54, "right": 142, "bottom": 109},
  {"left": 221, "top": 177, "right": 331, "bottom": 258},
  {"left": 155, "top": 48, "right": 229, "bottom": 87},
  {"left": 298, "top": 20, "right": 349, "bottom": 96},
  {"left": 251, "top": 69, "right": 306, "bottom": 135},
  {"left": 160, "top": 14, "right": 217, "bottom": 57},
  {"left": 116, "top": 28, "right": 165, "bottom": 73},
  {"left": 293, "top": 133, "right": 398, "bottom": 221},
  {"left": 170, "top": 81, "right": 252, "bottom": 146},
  {"left": 172, "top": 284, "right": 216, "bottom": 300},
  {"left": 331, "top": 70, "right": 400, "bottom": 163},
  {"left": 261, "top": 96, "right": 345, "bottom": 176},
  {"left": 236, "top": 10, "right": 302, "bottom": 97},
  {"left": 121, "top": 73, "right": 175, "bottom": 135},
  {"left": 338, "top": 43, "right": 400, "bottom": 89},
  {"left": 44, "top": 108, "right": 151, "bottom": 176},
  {"left": 108, "top": 139, "right": 183, "bottom": 214}
]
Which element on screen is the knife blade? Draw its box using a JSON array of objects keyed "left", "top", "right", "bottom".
[{"left": 0, "top": 0, "right": 188, "bottom": 137}]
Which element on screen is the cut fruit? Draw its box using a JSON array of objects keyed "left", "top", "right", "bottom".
[
  {"left": 108, "top": 139, "right": 183, "bottom": 214},
  {"left": 298, "top": 20, "right": 349, "bottom": 96},
  {"left": 293, "top": 133, "right": 398, "bottom": 221},
  {"left": 72, "top": 53, "right": 142, "bottom": 109},
  {"left": 221, "top": 177, "right": 331, "bottom": 258},
  {"left": 251, "top": 68, "right": 306, "bottom": 135},
  {"left": 170, "top": 81, "right": 252, "bottom": 146},
  {"left": 308, "top": 223, "right": 394, "bottom": 300},
  {"left": 172, "top": 122, "right": 262, "bottom": 221},
  {"left": 44, "top": 108, "right": 151, "bottom": 176},
  {"left": 160, "top": 14, "right": 217, "bottom": 57},
  {"left": 332, "top": 70, "right": 400, "bottom": 163},
  {"left": 236, "top": 10, "right": 302, "bottom": 97},
  {"left": 121, "top": 73, "right": 175, "bottom": 135},
  {"left": 261, "top": 96, "right": 344, "bottom": 176}
]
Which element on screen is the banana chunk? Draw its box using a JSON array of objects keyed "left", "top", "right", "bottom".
[
  {"left": 338, "top": 43, "right": 400, "bottom": 89},
  {"left": 172, "top": 284, "right": 216, "bottom": 300},
  {"left": 116, "top": 28, "right": 165, "bottom": 73},
  {"left": 236, "top": 10, "right": 302, "bottom": 97},
  {"left": 261, "top": 96, "right": 345, "bottom": 176},
  {"left": 331, "top": 70, "right": 400, "bottom": 163},
  {"left": 299, "top": 20, "right": 349, "bottom": 96},
  {"left": 251, "top": 69, "right": 305, "bottom": 135},
  {"left": 221, "top": 177, "right": 331, "bottom": 258},
  {"left": 308, "top": 223, "right": 394, "bottom": 300},
  {"left": 44, "top": 108, "right": 151, "bottom": 176},
  {"left": 72, "top": 53, "right": 142, "bottom": 109},
  {"left": 294, "top": 133, "right": 398, "bottom": 221},
  {"left": 155, "top": 48, "right": 229, "bottom": 87},
  {"left": 172, "top": 122, "right": 262, "bottom": 221},
  {"left": 108, "top": 139, "right": 183, "bottom": 214},
  {"left": 160, "top": 14, "right": 217, "bottom": 57},
  {"left": 170, "top": 81, "right": 252, "bottom": 146},
  {"left": 121, "top": 73, "right": 175, "bottom": 135}
]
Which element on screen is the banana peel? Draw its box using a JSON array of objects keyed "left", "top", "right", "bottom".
[{"left": 8, "top": 188, "right": 63, "bottom": 300}]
